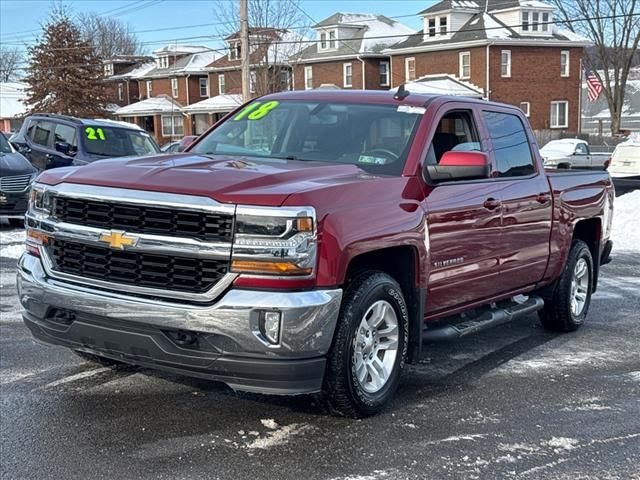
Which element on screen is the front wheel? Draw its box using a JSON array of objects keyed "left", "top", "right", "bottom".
[
  {"left": 539, "top": 240, "right": 593, "bottom": 332},
  {"left": 323, "top": 272, "right": 408, "bottom": 418}
]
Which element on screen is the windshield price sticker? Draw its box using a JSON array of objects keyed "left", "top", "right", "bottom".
[
  {"left": 397, "top": 105, "right": 426, "bottom": 115},
  {"left": 234, "top": 101, "right": 280, "bottom": 121},
  {"left": 85, "top": 127, "right": 106, "bottom": 141}
]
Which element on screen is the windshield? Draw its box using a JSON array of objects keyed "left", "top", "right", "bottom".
[
  {"left": 191, "top": 99, "right": 423, "bottom": 175},
  {"left": 0, "top": 133, "right": 12, "bottom": 154},
  {"left": 81, "top": 126, "right": 159, "bottom": 157}
]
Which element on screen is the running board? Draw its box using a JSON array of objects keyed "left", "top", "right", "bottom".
[{"left": 422, "top": 296, "right": 545, "bottom": 342}]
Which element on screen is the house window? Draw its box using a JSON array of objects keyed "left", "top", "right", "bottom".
[
  {"left": 161, "top": 115, "right": 184, "bottom": 136},
  {"left": 532, "top": 12, "right": 540, "bottom": 31},
  {"left": 428, "top": 18, "right": 436, "bottom": 37},
  {"left": 229, "top": 43, "right": 241, "bottom": 60},
  {"left": 146, "top": 80, "right": 152, "bottom": 98},
  {"left": 520, "top": 102, "right": 531, "bottom": 117},
  {"left": 104, "top": 63, "right": 114, "bottom": 76},
  {"left": 304, "top": 66, "right": 313, "bottom": 89},
  {"left": 501, "top": 50, "right": 511, "bottom": 78},
  {"left": 171, "top": 77, "right": 178, "bottom": 98},
  {"left": 542, "top": 12, "right": 550, "bottom": 31},
  {"left": 550, "top": 101, "right": 569, "bottom": 128},
  {"left": 329, "top": 30, "right": 336, "bottom": 49},
  {"left": 343, "top": 63, "right": 353, "bottom": 88},
  {"left": 249, "top": 71, "right": 257, "bottom": 93},
  {"left": 459, "top": 52, "right": 471, "bottom": 79},
  {"left": 379, "top": 61, "right": 390, "bottom": 87},
  {"left": 280, "top": 69, "right": 291, "bottom": 90},
  {"left": 199, "top": 77, "right": 209, "bottom": 97},
  {"left": 522, "top": 11, "right": 530, "bottom": 31},
  {"left": 218, "top": 74, "right": 226, "bottom": 94},
  {"left": 320, "top": 32, "right": 327, "bottom": 49},
  {"left": 405, "top": 57, "right": 416, "bottom": 82},
  {"left": 158, "top": 56, "right": 169, "bottom": 69},
  {"left": 440, "top": 16, "right": 448, "bottom": 35},
  {"left": 560, "top": 50, "right": 570, "bottom": 77},
  {"left": 117, "top": 83, "right": 123, "bottom": 101}
]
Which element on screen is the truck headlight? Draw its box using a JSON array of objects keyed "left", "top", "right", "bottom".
[
  {"left": 29, "top": 183, "right": 53, "bottom": 214},
  {"left": 231, "top": 206, "right": 317, "bottom": 276}
]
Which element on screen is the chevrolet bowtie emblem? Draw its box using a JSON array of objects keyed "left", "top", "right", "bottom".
[{"left": 99, "top": 231, "right": 138, "bottom": 250}]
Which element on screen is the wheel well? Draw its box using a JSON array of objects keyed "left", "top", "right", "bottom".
[
  {"left": 345, "top": 246, "right": 423, "bottom": 364},
  {"left": 572, "top": 218, "right": 602, "bottom": 291}
]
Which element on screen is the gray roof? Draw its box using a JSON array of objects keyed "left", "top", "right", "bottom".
[{"left": 419, "top": 0, "right": 532, "bottom": 15}]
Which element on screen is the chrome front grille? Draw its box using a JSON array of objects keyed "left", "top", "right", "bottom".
[
  {"left": 0, "top": 174, "right": 32, "bottom": 192},
  {"left": 31, "top": 183, "right": 238, "bottom": 303}
]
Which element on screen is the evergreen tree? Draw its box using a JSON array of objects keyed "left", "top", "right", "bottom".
[{"left": 24, "top": 11, "right": 108, "bottom": 117}]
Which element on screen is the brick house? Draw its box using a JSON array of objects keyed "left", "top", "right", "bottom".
[
  {"left": 206, "top": 28, "right": 298, "bottom": 99},
  {"left": 102, "top": 55, "right": 154, "bottom": 108},
  {"left": 290, "top": 13, "right": 415, "bottom": 91},
  {"left": 114, "top": 45, "right": 217, "bottom": 144},
  {"left": 384, "top": 0, "right": 591, "bottom": 133}
]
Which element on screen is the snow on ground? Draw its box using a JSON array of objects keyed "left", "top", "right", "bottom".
[
  {"left": 611, "top": 190, "right": 640, "bottom": 253},
  {"left": 0, "top": 228, "right": 25, "bottom": 259}
]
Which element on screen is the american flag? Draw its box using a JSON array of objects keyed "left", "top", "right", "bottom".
[{"left": 585, "top": 70, "right": 603, "bottom": 102}]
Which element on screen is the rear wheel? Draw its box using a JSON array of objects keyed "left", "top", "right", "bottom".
[
  {"left": 539, "top": 240, "right": 593, "bottom": 332},
  {"left": 323, "top": 272, "right": 408, "bottom": 418}
]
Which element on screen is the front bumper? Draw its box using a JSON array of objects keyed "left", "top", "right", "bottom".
[
  {"left": 0, "top": 190, "right": 29, "bottom": 218},
  {"left": 17, "top": 253, "right": 343, "bottom": 394}
]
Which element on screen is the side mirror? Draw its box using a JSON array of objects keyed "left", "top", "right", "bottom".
[
  {"left": 54, "top": 141, "right": 74, "bottom": 156},
  {"left": 426, "top": 151, "right": 490, "bottom": 182}
]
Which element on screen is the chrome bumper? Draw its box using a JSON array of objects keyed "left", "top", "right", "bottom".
[{"left": 17, "top": 253, "right": 342, "bottom": 360}]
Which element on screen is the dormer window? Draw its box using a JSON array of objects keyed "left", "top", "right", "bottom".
[
  {"left": 157, "top": 56, "right": 169, "bottom": 69},
  {"left": 424, "top": 15, "right": 450, "bottom": 40},
  {"left": 104, "top": 63, "right": 114, "bottom": 76},
  {"left": 522, "top": 10, "right": 552, "bottom": 33},
  {"left": 318, "top": 29, "right": 337, "bottom": 51},
  {"left": 229, "top": 43, "right": 241, "bottom": 60}
]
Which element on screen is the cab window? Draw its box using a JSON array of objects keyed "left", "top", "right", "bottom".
[
  {"left": 425, "top": 110, "right": 482, "bottom": 166},
  {"left": 53, "top": 124, "right": 77, "bottom": 151}
]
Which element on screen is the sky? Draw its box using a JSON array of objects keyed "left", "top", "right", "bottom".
[{"left": 0, "top": 0, "right": 437, "bottom": 57}]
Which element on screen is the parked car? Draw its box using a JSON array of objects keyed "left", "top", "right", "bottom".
[
  {"left": 540, "top": 138, "right": 610, "bottom": 170},
  {"left": 10, "top": 114, "right": 160, "bottom": 171},
  {"left": 18, "top": 91, "right": 614, "bottom": 417},
  {"left": 608, "top": 139, "right": 640, "bottom": 194},
  {"left": 161, "top": 135, "right": 198, "bottom": 153},
  {"left": 0, "top": 131, "right": 37, "bottom": 227}
]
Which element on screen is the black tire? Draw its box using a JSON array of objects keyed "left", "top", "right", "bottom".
[
  {"left": 8, "top": 218, "right": 24, "bottom": 228},
  {"left": 73, "top": 350, "right": 126, "bottom": 368},
  {"left": 539, "top": 240, "right": 593, "bottom": 332},
  {"left": 323, "top": 272, "right": 409, "bottom": 418}
]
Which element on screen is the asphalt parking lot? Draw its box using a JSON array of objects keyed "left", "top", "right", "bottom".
[{"left": 1, "top": 224, "right": 639, "bottom": 480}]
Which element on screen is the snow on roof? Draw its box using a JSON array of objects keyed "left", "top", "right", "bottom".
[
  {"left": 115, "top": 96, "right": 183, "bottom": 116},
  {"left": 552, "top": 26, "right": 590, "bottom": 43},
  {"left": 267, "top": 31, "right": 308, "bottom": 63},
  {"left": 359, "top": 15, "right": 416, "bottom": 52},
  {"left": 519, "top": 0, "right": 554, "bottom": 9},
  {"left": 126, "top": 61, "right": 157, "bottom": 79},
  {"left": 153, "top": 45, "right": 209, "bottom": 56},
  {"left": 182, "top": 94, "right": 243, "bottom": 114},
  {"left": 0, "top": 82, "right": 27, "bottom": 119},
  {"left": 452, "top": 1, "right": 480, "bottom": 8},
  {"left": 183, "top": 51, "right": 219, "bottom": 71},
  {"left": 483, "top": 13, "right": 514, "bottom": 39},
  {"left": 394, "top": 74, "right": 484, "bottom": 97}
]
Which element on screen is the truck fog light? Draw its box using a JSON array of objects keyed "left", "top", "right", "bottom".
[{"left": 261, "top": 311, "right": 282, "bottom": 345}]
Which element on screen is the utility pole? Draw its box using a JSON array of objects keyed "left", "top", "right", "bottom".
[{"left": 240, "top": 0, "right": 250, "bottom": 102}]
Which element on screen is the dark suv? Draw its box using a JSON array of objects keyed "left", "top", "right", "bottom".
[{"left": 10, "top": 114, "right": 160, "bottom": 171}]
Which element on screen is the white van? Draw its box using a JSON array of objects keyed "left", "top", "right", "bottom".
[{"left": 609, "top": 140, "right": 640, "bottom": 193}]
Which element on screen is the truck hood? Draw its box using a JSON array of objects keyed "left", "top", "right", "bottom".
[
  {"left": 1, "top": 151, "right": 37, "bottom": 177},
  {"left": 36, "top": 153, "right": 376, "bottom": 206}
]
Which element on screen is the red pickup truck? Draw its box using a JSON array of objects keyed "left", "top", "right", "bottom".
[{"left": 18, "top": 91, "right": 614, "bottom": 417}]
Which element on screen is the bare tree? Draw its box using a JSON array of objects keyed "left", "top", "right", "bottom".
[
  {"left": 77, "top": 13, "right": 144, "bottom": 59},
  {"left": 0, "top": 47, "right": 23, "bottom": 82},
  {"left": 214, "top": 0, "right": 308, "bottom": 96},
  {"left": 552, "top": 0, "right": 640, "bottom": 134}
]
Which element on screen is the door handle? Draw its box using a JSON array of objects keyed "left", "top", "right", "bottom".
[
  {"left": 483, "top": 198, "right": 501, "bottom": 210},
  {"left": 45, "top": 153, "right": 53, "bottom": 159},
  {"left": 536, "top": 193, "right": 551, "bottom": 204}
]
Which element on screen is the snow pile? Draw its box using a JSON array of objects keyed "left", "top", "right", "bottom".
[
  {"left": 611, "top": 190, "right": 640, "bottom": 253},
  {"left": 245, "top": 421, "right": 312, "bottom": 450},
  {"left": 0, "top": 229, "right": 26, "bottom": 259}
]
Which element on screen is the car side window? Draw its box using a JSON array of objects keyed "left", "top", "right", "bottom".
[
  {"left": 483, "top": 111, "right": 535, "bottom": 177},
  {"left": 29, "top": 120, "right": 55, "bottom": 148},
  {"left": 575, "top": 143, "right": 587, "bottom": 155},
  {"left": 425, "top": 110, "right": 482, "bottom": 166},
  {"left": 53, "top": 124, "right": 77, "bottom": 149}
]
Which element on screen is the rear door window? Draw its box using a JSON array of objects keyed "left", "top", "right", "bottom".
[
  {"left": 29, "top": 120, "right": 55, "bottom": 148},
  {"left": 483, "top": 111, "right": 535, "bottom": 177}
]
